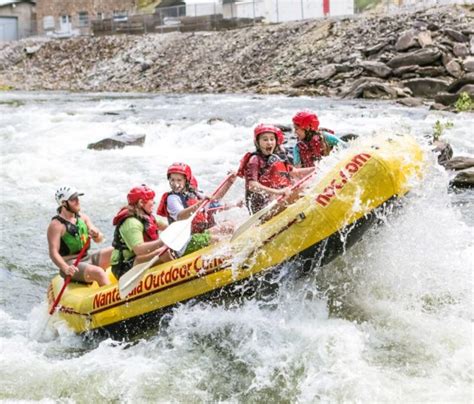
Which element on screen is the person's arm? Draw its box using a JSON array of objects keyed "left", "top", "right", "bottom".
[
  {"left": 119, "top": 218, "right": 164, "bottom": 261},
  {"left": 47, "top": 220, "right": 77, "bottom": 277},
  {"left": 290, "top": 166, "right": 315, "bottom": 180},
  {"left": 81, "top": 212, "right": 104, "bottom": 243},
  {"left": 248, "top": 180, "right": 289, "bottom": 196},
  {"left": 293, "top": 144, "right": 302, "bottom": 168},
  {"left": 207, "top": 200, "right": 244, "bottom": 214},
  {"left": 324, "top": 132, "right": 347, "bottom": 148},
  {"left": 156, "top": 217, "right": 168, "bottom": 231},
  {"left": 245, "top": 155, "right": 289, "bottom": 197},
  {"left": 134, "top": 245, "right": 169, "bottom": 265},
  {"left": 166, "top": 194, "right": 198, "bottom": 221},
  {"left": 211, "top": 172, "right": 238, "bottom": 200},
  {"left": 176, "top": 201, "right": 204, "bottom": 220}
]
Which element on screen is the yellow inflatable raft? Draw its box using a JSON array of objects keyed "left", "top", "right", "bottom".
[{"left": 48, "top": 134, "right": 425, "bottom": 336}]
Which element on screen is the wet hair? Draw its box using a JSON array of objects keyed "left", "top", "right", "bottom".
[
  {"left": 303, "top": 129, "right": 321, "bottom": 142},
  {"left": 127, "top": 203, "right": 149, "bottom": 221},
  {"left": 301, "top": 129, "right": 330, "bottom": 157}
]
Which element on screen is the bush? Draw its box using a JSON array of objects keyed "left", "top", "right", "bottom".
[
  {"left": 454, "top": 92, "right": 474, "bottom": 112},
  {"left": 355, "top": 0, "right": 382, "bottom": 12},
  {"left": 432, "top": 120, "right": 453, "bottom": 142}
]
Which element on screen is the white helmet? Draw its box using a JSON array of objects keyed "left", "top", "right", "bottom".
[{"left": 55, "top": 186, "right": 84, "bottom": 205}]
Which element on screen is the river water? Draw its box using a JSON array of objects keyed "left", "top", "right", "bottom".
[{"left": 0, "top": 92, "right": 472, "bottom": 402}]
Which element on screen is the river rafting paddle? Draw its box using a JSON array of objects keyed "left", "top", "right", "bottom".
[
  {"left": 119, "top": 174, "right": 234, "bottom": 299},
  {"left": 48, "top": 236, "right": 91, "bottom": 315},
  {"left": 118, "top": 198, "right": 210, "bottom": 299},
  {"left": 230, "top": 169, "right": 317, "bottom": 242},
  {"left": 35, "top": 236, "right": 91, "bottom": 339},
  {"left": 118, "top": 246, "right": 170, "bottom": 299}
]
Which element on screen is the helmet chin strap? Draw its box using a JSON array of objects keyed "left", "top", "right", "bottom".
[{"left": 63, "top": 201, "right": 75, "bottom": 214}]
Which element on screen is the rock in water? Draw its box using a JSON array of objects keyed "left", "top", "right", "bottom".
[
  {"left": 450, "top": 169, "right": 474, "bottom": 189},
  {"left": 443, "top": 156, "right": 474, "bottom": 171},
  {"left": 87, "top": 132, "right": 146, "bottom": 150}
]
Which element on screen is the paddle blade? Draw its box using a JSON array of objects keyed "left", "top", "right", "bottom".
[
  {"left": 118, "top": 255, "right": 160, "bottom": 299},
  {"left": 160, "top": 218, "right": 193, "bottom": 251},
  {"left": 230, "top": 199, "right": 277, "bottom": 242}
]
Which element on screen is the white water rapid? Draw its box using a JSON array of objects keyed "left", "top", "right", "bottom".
[{"left": 0, "top": 92, "right": 472, "bottom": 402}]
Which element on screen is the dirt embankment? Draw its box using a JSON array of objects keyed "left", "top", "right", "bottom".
[{"left": 0, "top": 5, "right": 473, "bottom": 109}]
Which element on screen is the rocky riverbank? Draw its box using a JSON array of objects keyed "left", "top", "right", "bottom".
[{"left": 0, "top": 4, "right": 473, "bottom": 109}]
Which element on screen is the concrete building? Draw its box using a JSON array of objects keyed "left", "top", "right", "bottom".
[
  {"left": 158, "top": 0, "right": 354, "bottom": 21},
  {"left": 0, "top": 0, "right": 36, "bottom": 41},
  {"left": 35, "top": 0, "right": 137, "bottom": 36},
  {"left": 223, "top": 0, "right": 354, "bottom": 22}
]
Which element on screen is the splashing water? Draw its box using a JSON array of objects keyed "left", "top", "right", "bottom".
[{"left": 0, "top": 92, "right": 472, "bottom": 401}]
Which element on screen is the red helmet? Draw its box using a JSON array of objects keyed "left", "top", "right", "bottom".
[
  {"left": 189, "top": 175, "right": 198, "bottom": 190},
  {"left": 167, "top": 162, "right": 192, "bottom": 182},
  {"left": 127, "top": 185, "right": 155, "bottom": 205},
  {"left": 292, "top": 111, "right": 320, "bottom": 131},
  {"left": 253, "top": 124, "right": 285, "bottom": 146}
]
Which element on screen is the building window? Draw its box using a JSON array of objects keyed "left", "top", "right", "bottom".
[
  {"left": 43, "top": 15, "right": 54, "bottom": 30},
  {"left": 97, "top": 12, "right": 105, "bottom": 20},
  {"left": 78, "top": 11, "right": 89, "bottom": 27},
  {"left": 61, "top": 15, "right": 70, "bottom": 24},
  {"left": 113, "top": 10, "right": 128, "bottom": 22}
]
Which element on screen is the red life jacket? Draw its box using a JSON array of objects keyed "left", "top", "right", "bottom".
[
  {"left": 157, "top": 190, "right": 211, "bottom": 234},
  {"left": 238, "top": 152, "right": 292, "bottom": 189},
  {"left": 112, "top": 207, "right": 159, "bottom": 242},
  {"left": 296, "top": 133, "right": 327, "bottom": 168}
]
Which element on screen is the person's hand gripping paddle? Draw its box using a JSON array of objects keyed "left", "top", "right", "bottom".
[{"left": 119, "top": 174, "right": 235, "bottom": 299}]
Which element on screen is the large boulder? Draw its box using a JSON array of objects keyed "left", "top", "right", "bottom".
[
  {"left": 397, "top": 97, "right": 424, "bottom": 107},
  {"left": 415, "top": 66, "right": 446, "bottom": 77},
  {"left": 342, "top": 78, "right": 398, "bottom": 99},
  {"left": 450, "top": 169, "right": 474, "bottom": 189},
  {"left": 434, "top": 84, "right": 474, "bottom": 105},
  {"left": 444, "top": 59, "right": 463, "bottom": 78},
  {"left": 393, "top": 65, "right": 418, "bottom": 77},
  {"left": 434, "top": 92, "right": 459, "bottom": 105},
  {"left": 87, "top": 132, "right": 146, "bottom": 150},
  {"left": 446, "top": 73, "right": 474, "bottom": 93},
  {"left": 443, "top": 156, "right": 474, "bottom": 171},
  {"left": 387, "top": 47, "right": 441, "bottom": 68},
  {"left": 463, "top": 56, "right": 474, "bottom": 72},
  {"left": 292, "top": 64, "right": 337, "bottom": 87},
  {"left": 459, "top": 84, "right": 474, "bottom": 95},
  {"left": 359, "top": 61, "right": 392, "bottom": 78},
  {"left": 417, "top": 31, "right": 433, "bottom": 48},
  {"left": 433, "top": 141, "right": 453, "bottom": 166},
  {"left": 453, "top": 43, "right": 469, "bottom": 58},
  {"left": 395, "top": 29, "right": 419, "bottom": 51},
  {"left": 402, "top": 78, "right": 449, "bottom": 97},
  {"left": 363, "top": 40, "right": 391, "bottom": 56},
  {"left": 443, "top": 28, "right": 469, "bottom": 43}
]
